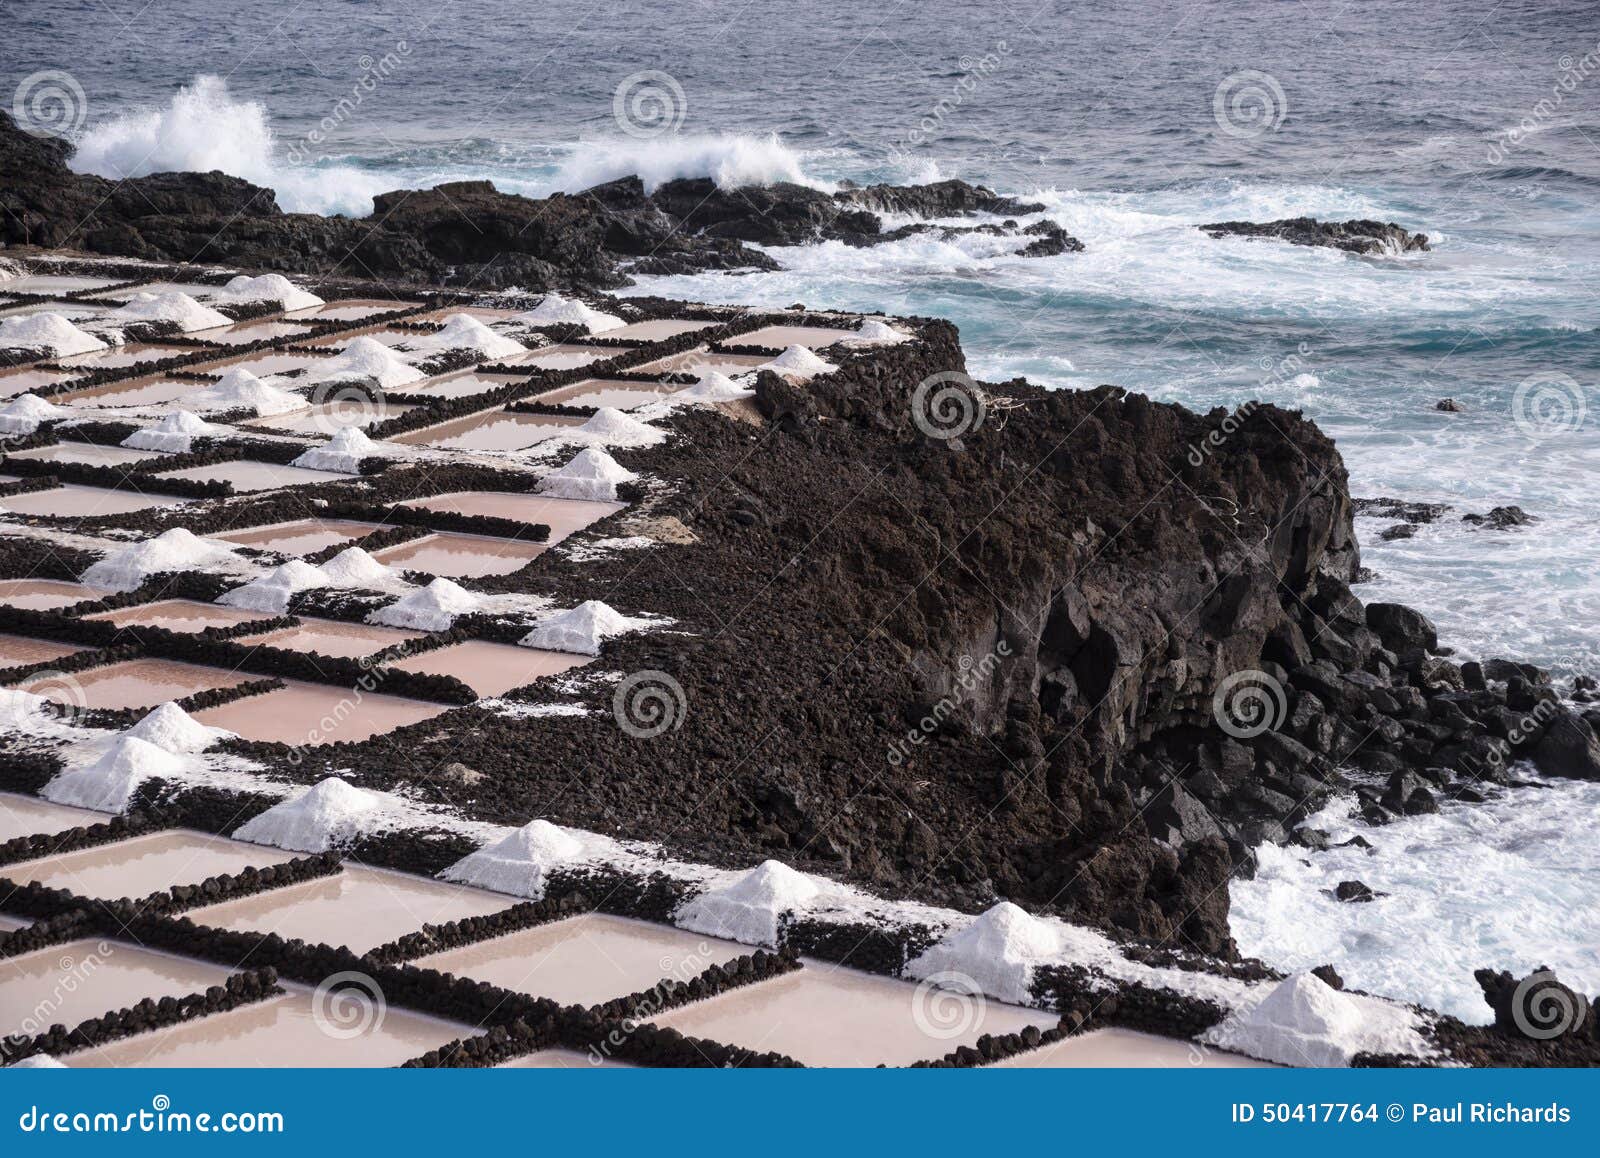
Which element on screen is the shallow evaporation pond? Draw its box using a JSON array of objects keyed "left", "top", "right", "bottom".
[
  {"left": 60, "top": 376, "right": 206, "bottom": 408},
  {"left": 0, "top": 484, "right": 189, "bottom": 517},
  {"left": 400, "top": 368, "right": 521, "bottom": 400},
  {"left": 201, "top": 319, "right": 317, "bottom": 346},
  {"left": 204, "top": 350, "right": 333, "bottom": 377},
  {"left": 308, "top": 328, "right": 414, "bottom": 351},
  {"left": 68, "top": 985, "right": 475, "bottom": 1068},
  {"left": 282, "top": 299, "right": 413, "bottom": 322},
  {"left": 10, "top": 442, "right": 167, "bottom": 468},
  {"left": 0, "top": 938, "right": 236, "bottom": 1040},
  {"left": 0, "top": 579, "right": 112, "bottom": 612},
  {"left": 154, "top": 460, "right": 353, "bottom": 492},
  {"left": 387, "top": 410, "right": 582, "bottom": 451},
  {"left": 372, "top": 531, "right": 545, "bottom": 578},
  {"left": 537, "top": 378, "right": 680, "bottom": 410},
  {"left": 16, "top": 658, "right": 248, "bottom": 710},
  {"left": 191, "top": 679, "right": 449, "bottom": 745},
  {"left": 0, "top": 300, "right": 106, "bottom": 321},
  {"left": 399, "top": 492, "right": 624, "bottom": 545},
  {"left": 189, "top": 864, "right": 515, "bottom": 956},
  {"left": 4, "top": 829, "right": 297, "bottom": 902},
  {"left": 85, "top": 598, "right": 268, "bottom": 634},
  {"left": 498, "top": 345, "right": 612, "bottom": 371},
  {"left": 4, "top": 275, "right": 123, "bottom": 295},
  {"left": 390, "top": 640, "right": 590, "bottom": 696},
  {"left": 723, "top": 324, "right": 860, "bottom": 350},
  {"left": 234, "top": 617, "right": 422, "bottom": 661},
  {"left": 53, "top": 344, "right": 194, "bottom": 372},
  {"left": 0, "top": 632, "right": 87, "bottom": 668},
  {"left": 413, "top": 914, "right": 748, "bottom": 1008},
  {"left": 989, "top": 1028, "right": 1276, "bottom": 1069},
  {"left": 0, "top": 791, "right": 108, "bottom": 843},
  {"left": 246, "top": 400, "right": 412, "bottom": 436},
  {"left": 499, "top": 1049, "right": 633, "bottom": 1069},
  {"left": 634, "top": 348, "right": 771, "bottom": 377},
  {"left": 604, "top": 319, "right": 716, "bottom": 342},
  {"left": 0, "top": 367, "right": 79, "bottom": 397},
  {"left": 0, "top": 915, "right": 27, "bottom": 934},
  {"left": 86, "top": 281, "right": 225, "bottom": 301},
  {"left": 213, "top": 518, "right": 387, "bottom": 555},
  {"left": 653, "top": 960, "right": 1058, "bottom": 1067}
]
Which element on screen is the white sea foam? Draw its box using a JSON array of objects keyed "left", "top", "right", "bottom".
[{"left": 548, "top": 132, "right": 825, "bottom": 194}]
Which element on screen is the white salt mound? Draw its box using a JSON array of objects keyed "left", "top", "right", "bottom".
[
  {"left": 676, "top": 860, "right": 822, "bottom": 947},
  {"left": 0, "top": 257, "right": 22, "bottom": 282},
  {"left": 217, "top": 560, "right": 330, "bottom": 613},
  {"left": 368, "top": 577, "right": 480, "bottom": 631},
  {"left": 760, "top": 344, "right": 837, "bottom": 379},
  {"left": 441, "top": 820, "right": 587, "bottom": 899},
  {"left": 904, "top": 901, "right": 1066, "bottom": 1005},
  {"left": 291, "top": 426, "right": 378, "bottom": 474},
  {"left": 536, "top": 448, "right": 638, "bottom": 502},
  {"left": 181, "top": 368, "right": 306, "bottom": 417},
  {"left": 121, "top": 409, "right": 226, "bottom": 453},
  {"left": 518, "top": 600, "right": 649, "bottom": 656},
  {"left": 305, "top": 336, "right": 423, "bottom": 388},
  {"left": 847, "top": 318, "right": 910, "bottom": 345},
  {"left": 412, "top": 314, "right": 526, "bottom": 359},
  {"left": 7, "top": 1054, "right": 68, "bottom": 1068},
  {"left": 572, "top": 407, "right": 665, "bottom": 448},
  {"left": 318, "top": 545, "right": 404, "bottom": 589},
  {"left": 213, "top": 273, "right": 323, "bottom": 311},
  {"left": 124, "top": 701, "right": 236, "bottom": 754},
  {"left": 0, "top": 393, "right": 69, "bottom": 435},
  {"left": 0, "top": 312, "right": 109, "bottom": 357},
  {"left": 234, "top": 777, "right": 381, "bottom": 853},
  {"left": 42, "top": 736, "right": 187, "bottom": 813},
  {"left": 81, "top": 528, "right": 244, "bottom": 592},
  {"left": 111, "top": 291, "right": 230, "bottom": 333},
  {"left": 513, "top": 292, "right": 624, "bottom": 334},
  {"left": 675, "top": 369, "right": 754, "bottom": 404},
  {"left": 1201, "top": 972, "right": 1432, "bottom": 1068}
]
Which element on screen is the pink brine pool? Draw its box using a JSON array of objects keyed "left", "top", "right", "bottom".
[
  {"left": 192, "top": 679, "right": 449, "bottom": 745},
  {"left": 15, "top": 658, "right": 247, "bottom": 710},
  {"left": 372, "top": 532, "right": 544, "bottom": 578},
  {"left": 389, "top": 640, "right": 589, "bottom": 696}
]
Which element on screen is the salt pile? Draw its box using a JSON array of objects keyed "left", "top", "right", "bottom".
[
  {"left": 290, "top": 426, "right": 379, "bottom": 474},
  {"left": 212, "top": 273, "right": 323, "bottom": 311},
  {"left": 304, "top": 336, "right": 423, "bottom": 388},
  {"left": 904, "top": 901, "right": 1067, "bottom": 1005},
  {"left": 518, "top": 600, "right": 655, "bottom": 656},
  {"left": 441, "top": 819, "right": 588, "bottom": 899},
  {"left": 0, "top": 313, "right": 109, "bottom": 357},
  {"left": 1200, "top": 972, "right": 1432, "bottom": 1068},
  {"left": 110, "top": 291, "right": 230, "bottom": 333},
  {"left": 846, "top": 318, "right": 910, "bottom": 345},
  {"left": 233, "top": 777, "right": 382, "bottom": 853},
  {"left": 571, "top": 407, "right": 665, "bottom": 449},
  {"left": 513, "top": 292, "right": 623, "bottom": 333},
  {"left": 675, "top": 860, "right": 822, "bottom": 947},
  {"left": 124, "top": 701, "right": 235, "bottom": 753},
  {"left": 217, "top": 560, "right": 330, "bottom": 613},
  {"left": 80, "top": 528, "right": 247, "bottom": 592},
  {"left": 536, "top": 448, "right": 638, "bottom": 502},
  {"left": 0, "top": 257, "right": 22, "bottom": 282},
  {"left": 0, "top": 393, "right": 69, "bottom": 435},
  {"left": 121, "top": 409, "right": 226, "bottom": 453},
  {"left": 410, "top": 314, "right": 526, "bottom": 359},
  {"left": 368, "top": 577, "right": 481, "bottom": 631},
  {"left": 6, "top": 1055, "right": 68, "bottom": 1069},
  {"left": 675, "top": 369, "right": 754, "bottom": 404},
  {"left": 180, "top": 368, "right": 306, "bottom": 417},
  {"left": 42, "top": 736, "right": 188, "bottom": 812},
  {"left": 318, "top": 545, "right": 405, "bottom": 590},
  {"left": 759, "top": 344, "right": 838, "bottom": 379}
]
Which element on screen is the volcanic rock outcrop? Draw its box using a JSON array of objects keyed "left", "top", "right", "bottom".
[{"left": 1200, "top": 217, "right": 1430, "bottom": 255}]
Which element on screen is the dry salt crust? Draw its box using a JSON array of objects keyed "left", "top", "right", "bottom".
[
  {"left": 180, "top": 368, "right": 306, "bottom": 417},
  {"left": 217, "top": 560, "right": 330, "bottom": 613},
  {"left": 109, "top": 292, "right": 230, "bottom": 333},
  {"left": 291, "top": 426, "right": 380, "bottom": 474},
  {"left": 303, "top": 337, "right": 424, "bottom": 389},
  {"left": 760, "top": 344, "right": 837, "bottom": 379},
  {"left": 560, "top": 536, "right": 655, "bottom": 563},
  {"left": 518, "top": 600, "right": 665, "bottom": 656},
  {"left": 1200, "top": 972, "right": 1433, "bottom": 1068},
  {"left": 844, "top": 318, "right": 911, "bottom": 345},
  {"left": 79, "top": 528, "right": 259, "bottom": 592},
  {"left": 209, "top": 273, "right": 323, "bottom": 311},
  {"left": 408, "top": 314, "right": 527, "bottom": 359},
  {"left": 232, "top": 776, "right": 502, "bottom": 853},
  {"left": 366, "top": 577, "right": 550, "bottom": 632},
  {"left": 0, "top": 393, "right": 70, "bottom": 434},
  {"left": 0, "top": 313, "right": 110, "bottom": 357},
  {"left": 536, "top": 448, "right": 638, "bottom": 502},
  {"left": 512, "top": 293, "right": 624, "bottom": 334},
  {"left": 121, "top": 409, "right": 228, "bottom": 453},
  {"left": 477, "top": 699, "right": 592, "bottom": 721}
]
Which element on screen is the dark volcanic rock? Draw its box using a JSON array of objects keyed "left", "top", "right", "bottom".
[
  {"left": 1334, "top": 880, "right": 1381, "bottom": 903},
  {"left": 1200, "top": 217, "right": 1430, "bottom": 255},
  {"left": 836, "top": 178, "right": 1046, "bottom": 218},
  {"left": 1462, "top": 505, "right": 1534, "bottom": 530}
]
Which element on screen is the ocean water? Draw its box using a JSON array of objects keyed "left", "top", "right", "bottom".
[{"left": 6, "top": 0, "right": 1599, "bottom": 1019}]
